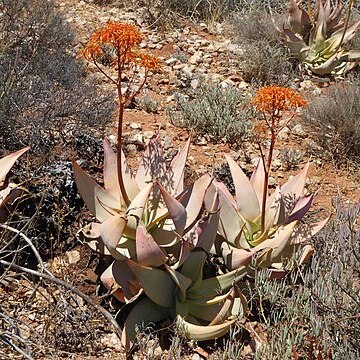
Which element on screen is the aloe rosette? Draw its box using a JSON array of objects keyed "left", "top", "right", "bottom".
[
  {"left": 73, "top": 136, "right": 212, "bottom": 301},
  {"left": 119, "top": 192, "right": 248, "bottom": 350},
  {"left": 281, "top": 0, "right": 360, "bottom": 75},
  {"left": 213, "top": 155, "right": 328, "bottom": 276}
]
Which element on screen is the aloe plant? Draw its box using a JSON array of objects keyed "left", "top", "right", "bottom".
[
  {"left": 0, "top": 147, "right": 29, "bottom": 218},
  {"left": 119, "top": 193, "right": 248, "bottom": 350},
  {"left": 212, "top": 158, "right": 328, "bottom": 276},
  {"left": 281, "top": 0, "right": 360, "bottom": 75},
  {"left": 213, "top": 86, "right": 328, "bottom": 277},
  {"left": 73, "top": 137, "right": 213, "bottom": 301}
]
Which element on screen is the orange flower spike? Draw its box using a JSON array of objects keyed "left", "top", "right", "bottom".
[
  {"left": 136, "top": 53, "right": 161, "bottom": 71},
  {"left": 251, "top": 86, "right": 307, "bottom": 115},
  {"left": 80, "top": 21, "right": 142, "bottom": 60}
]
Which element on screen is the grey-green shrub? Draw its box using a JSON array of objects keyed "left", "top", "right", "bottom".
[
  {"left": 168, "top": 85, "right": 253, "bottom": 146},
  {"left": 254, "top": 199, "right": 360, "bottom": 359},
  {"left": 305, "top": 82, "right": 360, "bottom": 163}
]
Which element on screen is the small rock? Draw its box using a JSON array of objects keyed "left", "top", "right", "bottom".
[
  {"left": 143, "top": 130, "right": 155, "bottom": 142},
  {"left": 268, "top": 177, "right": 277, "bottom": 187},
  {"left": 189, "top": 51, "right": 203, "bottom": 65},
  {"left": 101, "top": 333, "right": 122, "bottom": 351},
  {"left": 190, "top": 79, "right": 199, "bottom": 89},
  {"left": 165, "top": 57, "right": 178, "bottom": 66},
  {"left": 126, "top": 144, "right": 137, "bottom": 154},
  {"left": 292, "top": 123, "right": 305, "bottom": 136},
  {"left": 195, "top": 137, "right": 207, "bottom": 146},
  {"left": 278, "top": 126, "right": 290, "bottom": 141},
  {"left": 173, "top": 63, "right": 185, "bottom": 70},
  {"left": 66, "top": 250, "right": 80, "bottom": 265},
  {"left": 129, "top": 122, "right": 142, "bottom": 130},
  {"left": 191, "top": 354, "right": 201, "bottom": 360},
  {"left": 181, "top": 65, "right": 193, "bottom": 79}
]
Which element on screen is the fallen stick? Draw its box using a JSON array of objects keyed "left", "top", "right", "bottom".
[{"left": 0, "top": 259, "right": 123, "bottom": 344}]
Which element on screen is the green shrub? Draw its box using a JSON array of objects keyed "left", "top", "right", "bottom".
[{"left": 168, "top": 85, "right": 253, "bottom": 146}]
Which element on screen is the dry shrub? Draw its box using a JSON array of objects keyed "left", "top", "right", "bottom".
[
  {"left": 232, "top": 10, "right": 295, "bottom": 85},
  {"left": 0, "top": 0, "right": 114, "bottom": 155},
  {"left": 305, "top": 82, "right": 360, "bottom": 164}
]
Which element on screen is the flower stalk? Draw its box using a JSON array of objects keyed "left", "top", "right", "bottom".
[
  {"left": 80, "top": 21, "right": 160, "bottom": 207},
  {"left": 251, "top": 86, "right": 307, "bottom": 233}
]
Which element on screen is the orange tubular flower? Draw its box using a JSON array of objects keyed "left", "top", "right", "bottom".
[
  {"left": 251, "top": 86, "right": 307, "bottom": 115},
  {"left": 80, "top": 21, "right": 142, "bottom": 60}
]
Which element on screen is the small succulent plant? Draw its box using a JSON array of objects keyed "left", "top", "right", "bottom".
[
  {"left": 281, "top": 0, "right": 360, "bottom": 75},
  {"left": 0, "top": 147, "right": 29, "bottom": 219},
  {"left": 212, "top": 86, "right": 328, "bottom": 277},
  {"left": 212, "top": 158, "right": 327, "bottom": 277},
  {"left": 73, "top": 137, "right": 213, "bottom": 299},
  {"left": 120, "top": 193, "right": 248, "bottom": 350}
]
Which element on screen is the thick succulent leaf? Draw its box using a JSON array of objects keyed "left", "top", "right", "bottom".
[
  {"left": 176, "top": 315, "right": 236, "bottom": 341},
  {"left": 184, "top": 174, "right": 213, "bottom": 230},
  {"left": 268, "top": 269, "right": 288, "bottom": 280},
  {"left": 173, "top": 240, "right": 193, "bottom": 269},
  {"left": 211, "top": 183, "right": 244, "bottom": 246},
  {"left": 135, "top": 137, "right": 168, "bottom": 190},
  {"left": 196, "top": 193, "right": 220, "bottom": 254},
  {"left": 115, "top": 236, "right": 137, "bottom": 258},
  {"left": 313, "top": 0, "right": 327, "bottom": 47},
  {"left": 187, "top": 289, "right": 235, "bottom": 323},
  {"left": 253, "top": 221, "right": 298, "bottom": 266},
  {"left": 181, "top": 252, "right": 206, "bottom": 291},
  {"left": 288, "top": 0, "right": 311, "bottom": 35},
  {"left": 125, "top": 183, "right": 153, "bottom": 238},
  {"left": 195, "top": 267, "right": 248, "bottom": 300},
  {"left": 308, "top": 52, "right": 345, "bottom": 74},
  {"left": 213, "top": 179, "right": 237, "bottom": 209},
  {"left": 281, "top": 28, "right": 309, "bottom": 60},
  {"left": 208, "top": 288, "right": 239, "bottom": 326},
  {"left": 0, "top": 147, "right": 29, "bottom": 188},
  {"left": 103, "top": 138, "right": 139, "bottom": 202},
  {"left": 136, "top": 224, "right": 167, "bottom": 267},
  {"left": 175, "top": 298, "right": 189, "bottom": 318},
  {"left": 298, "top": 244, "right": 314, "bottom": 265},
  {"left": 111, "top": 260, "right": 143, "bottom": 303},
  {"left": 165, "top": 264, "right": 192, "bottom": 303},
  {"left": 72, "top": 160, "right": 120, "bottom": 222},
  {"left": 253, "top": 186, "right": 282, "bottom": 244},
  {"left": 169, "top": 138, "right": 191, "bottom": 194},
  {"left": 0, "top": 186, "right": 23, "bottom": 210},
  {"left": 289, "top": 216, "right": 330, "bottom": 245},
  {"left": 225, "top": 154, "right": 259, "bottom": 221},
  {"left": 249, "top": 159, "right": 266, "bottom": 211},
  {"left": 122, "top": 297, "right": 169, "bottom": 350},
  {"left": 99, "top": 214, "right": 127, "bottom": 258},
  {"left": 127, "top": 259, "right": 175, "bottom": 308},
  {"left": 286, "top": 194, "right": 314, "bottom": 224},
  {"left": 328, "top": 2, "right": 344, "bottom": 31},
  {"left": 221, "top": 242, "right": 253, "bottom": 270},
  {"left": 100, "top": 263, "right": 127, "bottom": 303},
  {"left": 157, "top": 182, "right": 187, "bottom": 235},
  {"left": 329, "top": 20, "right": 360, "bottom": 47},
  {"left": 148, "top": 224, "right": 180, "bottom": 247},
  {"left": 277, "top": 163, "right": 309, "bottom": 224}
]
